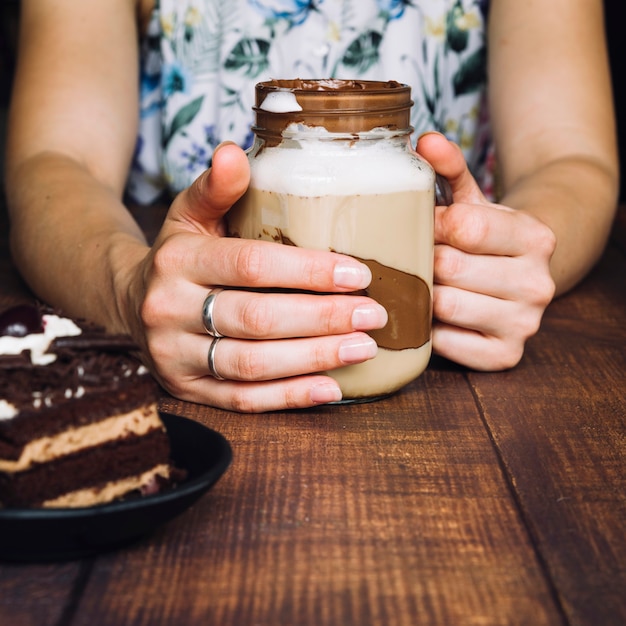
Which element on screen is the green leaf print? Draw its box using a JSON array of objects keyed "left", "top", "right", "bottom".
[
  {"left": 414, "top": 50, "right": 444, "bottom": 133},
  {"left": 224, "top": 38, "right": 271, "bottom": 78},
  {"left": 339, "top": 30, "right": 383, "bottom": 74},
  {"left": 446, "top": 2, "right": 469, "bottom": 54},
  {"left": 163, "top": 95, "right": 204, "bottom": 147},
  {"left": 453, "top": 46, "right": 487, "bottom": 96}
]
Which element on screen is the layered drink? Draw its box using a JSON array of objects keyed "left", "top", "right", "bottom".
[{"left": 228, "top": 80, "right": 435, "bottom": 401}]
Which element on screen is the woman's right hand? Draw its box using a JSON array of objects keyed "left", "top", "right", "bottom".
[{"left": 126, "top": 144, "right": 388, "bottom": 412}]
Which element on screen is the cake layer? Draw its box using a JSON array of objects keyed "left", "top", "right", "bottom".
[
  {"left": 0, "top": 404, "right": 162, "bottom": 471},
  {"left": 42, "top": 464, "right": 171, "bottom": 508},
  {"left": 0, "top": 305, "right": 179, "bottom": 510},
  {"left": 0, "top": 373, "right": 158, "bottom": 451},
  {"left": 0, "top": 428, "right": 171, "bottom": 508}
]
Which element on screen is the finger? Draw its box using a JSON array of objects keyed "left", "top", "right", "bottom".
[
  {"left": 433, "top": 283, "right": 543, "bottom": 340},
  {"left": 185, "top": 332, "right": 378, "bottom": 382},
  {"left": 416, "top": 132, "right": 486, "bottom": 204},
  {"left": 151, "top": 333, "right": 378, "bottom": 388},
  {"left": 197, "top": 289, "right": 388, "bottom": 339},
  {"left": 180, "top": 375, "right": 344, "bottom": 413},
  {"left": 168, "top": 143, "right": 250, "bottom": 235},
  {"left": 435, "top": 243, "right": 519, "bottom": 298},
  {"left": 435, "top": 202, "right": 556, "bottom": 258},
  {"left": 147, "top": 330, "right": 351, "bottom": 411},
  {"left": 432, "top": 321, "right": 525, "bottom": 372},
  {"left": 435, "top": 243, "right": 555, "bottom": 303},
  {"left": 171, "top": 234, "right": 373, "bottom": 293}
]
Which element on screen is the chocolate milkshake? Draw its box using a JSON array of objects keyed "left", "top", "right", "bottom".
[{"left": 228, "top": 80, "right": 434, "bottom": 401}]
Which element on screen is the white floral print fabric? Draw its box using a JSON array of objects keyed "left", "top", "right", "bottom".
[{"left": 127, "top": 0, "right": 492, "bottom": 204}]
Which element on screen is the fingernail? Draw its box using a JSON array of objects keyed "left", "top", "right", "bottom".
[
  {"left": 417, "top": 130, "right": 445, "bottom": 141},
  {"left": 310, "top": 382, "right": 343, "bottom": 404},
  {"left": 352, "top": 303, "right": 388, "bottom": 330},
  {"left": 213, "top": 140, "right": 237, "bottom": 156},
  {"left": 334, "top": 261, "right": 371, "bottom": 289},
  {"left": 338, "top": 336, "right": 377, "bottom": 364}
]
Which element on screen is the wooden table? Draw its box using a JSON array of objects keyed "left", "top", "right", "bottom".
[{"left": 0, "top": 201, "right": 624, "bottom": 626}]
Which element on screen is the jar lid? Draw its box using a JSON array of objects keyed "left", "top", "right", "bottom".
[{"left": 253, "top": 79, "right": 413, "bottom": 137}]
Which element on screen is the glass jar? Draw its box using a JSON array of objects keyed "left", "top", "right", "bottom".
[{"left": 228, "top": 79, "right": 434, "bottom": 402}]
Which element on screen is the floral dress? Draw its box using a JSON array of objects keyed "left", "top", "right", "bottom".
[{"left": 127, "top": 0, "right": 492, "bottom": 204}]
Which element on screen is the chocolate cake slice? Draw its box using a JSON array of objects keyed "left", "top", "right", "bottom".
[{"left": 0, "top": 305, "right": 178, "bottom": 508}]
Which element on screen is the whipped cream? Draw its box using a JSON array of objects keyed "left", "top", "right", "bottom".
[
  {"left": 0, "top": 400, "right": 18, "bottom": 420},
  {"left": 0, "top": 314, "right": 82, "bottom": 366}
]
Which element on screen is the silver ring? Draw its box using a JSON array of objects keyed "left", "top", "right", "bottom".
[
  {"left": 202, "top": 288, "right": 225, "bottom": 338},
  {"left": 207, "top": 336, "right": 225, "bottom": 380}
]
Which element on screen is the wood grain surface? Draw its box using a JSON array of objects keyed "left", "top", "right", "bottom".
[{"left": 0, "top": 202, "right": 624, "bottom": 626}]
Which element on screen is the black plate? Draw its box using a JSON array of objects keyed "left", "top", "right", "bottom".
[{"left": 0, "top": 413, "right": 232, "bottom": 562}]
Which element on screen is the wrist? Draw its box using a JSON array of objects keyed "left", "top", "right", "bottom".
[{"left": 107, "top": 232, "right": 150, "bottom": 340}]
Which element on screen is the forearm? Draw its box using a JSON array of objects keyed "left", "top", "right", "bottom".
[
  {"left": 487, "top": 0, "right": 618, "bottom": 295},
  {"left": 7, "top": 151, "right": 149, "bottom": 334},
  {"left": 499, "top": 155, "right": 618, "bottom": 296}
]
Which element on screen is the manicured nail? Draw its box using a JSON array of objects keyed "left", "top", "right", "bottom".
[
  {"left": 338, "top": 336, "right": 377, "bottom": 364},
  {"left": 352, "top": 303, "right": 388, "bottom": 330},
  {"left": 333, "top": 261, "right": 371, "bottom": 289},
  {"left": 310, "top": 382, "right": 342, "bottom": 404}
]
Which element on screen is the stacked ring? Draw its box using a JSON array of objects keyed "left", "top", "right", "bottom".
[
  {"left": 207, "top": 336, "right": 225, "bottom": 380},
  {"left": 202, "top": 288, "right": 224, "bottom": 338}
]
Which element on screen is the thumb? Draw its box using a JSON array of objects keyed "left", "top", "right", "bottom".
[
  {"left": 169, "top": 142, "right": 250, "bottom": 235},
  {"left": 416, "top": 132, "right": 486, "bottom": 205}
]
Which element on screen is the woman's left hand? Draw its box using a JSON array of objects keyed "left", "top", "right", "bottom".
[{"left": 416, "top": 132, "right": 557, "bottom": 370}]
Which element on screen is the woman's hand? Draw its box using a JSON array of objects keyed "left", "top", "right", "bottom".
[
  {"left": 128, "top": 144, "right": 388, "bottom": 412},
  {"left": 417, "top": 133, "right": 557, "bottom": 370}
]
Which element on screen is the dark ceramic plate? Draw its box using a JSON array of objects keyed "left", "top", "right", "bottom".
[{"left": 0, "top": 413, "right": 232, "bottom": 562}]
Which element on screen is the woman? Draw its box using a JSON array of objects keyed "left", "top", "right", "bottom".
[{"left": 5, "top": 0, "right": 618, "bottom": 412}]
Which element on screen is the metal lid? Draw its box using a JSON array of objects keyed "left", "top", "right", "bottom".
[{"left": 252, "top": 79, "right": 413, "bottom": 139}]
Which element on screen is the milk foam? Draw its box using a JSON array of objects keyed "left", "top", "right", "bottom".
[
  {"left": 250, "top": 128, "right": 433, "bottom": 196},
  {"left": 260, "top": 91, "right": 303, "bottom": 113}
]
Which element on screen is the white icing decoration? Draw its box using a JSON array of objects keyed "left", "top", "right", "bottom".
[
  {"left": 0, "top": 314, "right": 82, "bottom": 365},
  {"left": 0, "top": 400, "right": 18, "bottom": 420}
]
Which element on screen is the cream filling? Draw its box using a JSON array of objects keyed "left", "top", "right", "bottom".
[
  {"left": 0, "top": 404, "right": 161, "bottom": 472},
  {"left": 41, "top": 463, "right": 171, "bottom": 508}
]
